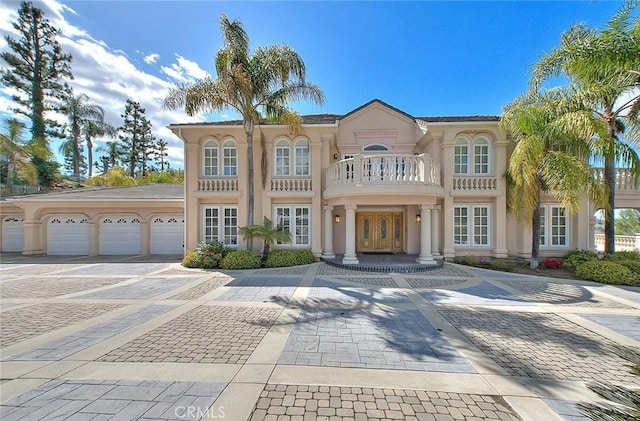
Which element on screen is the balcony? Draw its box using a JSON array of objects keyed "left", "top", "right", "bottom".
[
  {"left": 195, "top": 178, "right": 240, "bottom": 197},
  {"left": 268, "top": 178, "right": 315, "bottom": 197},
  {"left": 324, "top": 154, "right": 444, "bottom": 199},
  {"left": 451, "top": 176, "right": 500, "bottom": 196},
  {"left": 593, "top": 168, "right": 639, "bottom": 190}
]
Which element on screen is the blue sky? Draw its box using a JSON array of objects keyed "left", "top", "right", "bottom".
[{"left": 0, "top": 1, "right": 625, "bottom": 169}]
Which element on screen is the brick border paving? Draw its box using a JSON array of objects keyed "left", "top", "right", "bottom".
[{"left": 249, "top": 384, "right": 523, "bottom": 421}]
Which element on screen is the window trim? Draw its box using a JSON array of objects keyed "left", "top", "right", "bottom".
[
  {"left": 453, "top": 135, "right": 492, "bottom": 176},
  {"left": 201, "top": 205, "right": 239, "bottom": 248},
  {"left": 273, "top": 137, "right": 311, "bottom": 177},
  {"left": 362, "top": 143, "right": 390, "bottom": 152},
  {"left": 273, "top": 205, "right": 311, "bottom": 247},
  {"left": 202, "top": 137, "right": 237, "bottom": 178},
  {"left": 221, "top": 139, "right": 237, "bottom": 176},
  {"left": 453, "top": 204, "right": 491, "bottom": 247},
  {"left": 539, "top": 204, "right": 569, "bottom": 248}
]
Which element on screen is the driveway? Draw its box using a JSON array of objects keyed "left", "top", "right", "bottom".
[{"left": 0, "top": 255, "right": 639, "bottom": 420}]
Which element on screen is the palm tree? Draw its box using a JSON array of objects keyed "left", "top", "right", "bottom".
[
  {"left": 238, "top": 217, "right": 292, "bottom": 261},
  {"left": 531, "top": 2, "right": 640, "bottom": 253},
  {"left": 83, "top": 120, "right": 116, "bottom": 178},
  {"left": 501, "top": 90, "right": 607, "bottom": 268},
  {"left": 163, "top": 14, "right": 324, "bottom": 249},
  {"left": 0, "top": 118, "right": 39, "bottom": 192},
  {"left": 60, "top": 93, "right": 107, "bottom": 182}
]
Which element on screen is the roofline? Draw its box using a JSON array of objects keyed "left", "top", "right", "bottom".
[{"left": 339, "top": 99, "right": 416, "bottom": 121}]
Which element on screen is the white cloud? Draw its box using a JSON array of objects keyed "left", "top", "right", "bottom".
[
  {"left": 0, "top": 0, "right": 205, "bottom": 170},
  {"left": 143, "top": 53, "right": 160, "bottom": 64},
  {"left": 161, "top": 54, "right": 209, "bottom": 84}
]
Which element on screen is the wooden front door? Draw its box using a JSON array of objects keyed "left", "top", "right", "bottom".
[{"left": 357, "top": 212, "right": 403, "bottom": 252}]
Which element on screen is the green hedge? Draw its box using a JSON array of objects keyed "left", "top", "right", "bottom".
[
  {"left": 221, "top": 250, "right": 262, "bottom": 270},
  {"left": 294, "top": 249, "right": 316, "bottom": 265},
  {"left": 606, "top": 251, "right": 640, "bottom": 261},
  {"left": 575, "top": 260, "right": 638, "bottom": 286},
  {"left": 266, "top": 250, "right": 298, "bottom": 268},
  {"left": 182, "top": 251, "right": 202, "bottom": 268},
  {"left": 564, "top": 249, "right": 599, "bottom": 271}
]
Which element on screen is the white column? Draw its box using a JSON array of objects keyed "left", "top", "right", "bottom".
[
  {"left": 342, "top": 204, "right": 358, "bottom": 264},
  {"left": 322, "top": 205, "right": 335, "bottom": 259},
  {"left": 417, "top": 204, "right": 436, "bottom": 265},
  {"left": 431, "top": 205, "right": 441, "bottom": 257}
]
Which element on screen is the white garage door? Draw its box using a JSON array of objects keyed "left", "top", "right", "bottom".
[
  {"left": 150, "top": 215, "right": 184, "bottom": 254},
  {"left": 100, "top": 215, "right": 142, "bottom": 255},
  {"left": 2, "top": 216, "right": 24, "bottom": 252},
  {"left": 47, "top": 216, "right": 90, "bottom": 255}
]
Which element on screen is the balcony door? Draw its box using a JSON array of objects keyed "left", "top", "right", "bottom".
[{"left": 356, "top": 212, "right": 403, "bottom": 252}]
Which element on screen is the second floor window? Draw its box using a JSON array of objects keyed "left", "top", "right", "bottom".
[
  {"left": 203, "top": 139, "right": 237, "bottom": 176},
  {"left": 454, "top": 136, "right": 491, "bottom": 175},
  {"left": 274, "top": 138, "right": 310, "bottom": 176}
]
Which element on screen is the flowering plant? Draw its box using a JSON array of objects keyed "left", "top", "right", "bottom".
[
  {"left": 195, "top": 241, "right": 229, "bottom": 269},
  {"left": 542, "top": 258, "right": 563, "bottom": 269}
]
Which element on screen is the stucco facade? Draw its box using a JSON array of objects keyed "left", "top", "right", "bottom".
[{"left": 169, "top": 99, "right": 595, "bottom": 264}]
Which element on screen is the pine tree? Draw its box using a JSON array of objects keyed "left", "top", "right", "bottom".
[
  {"left": 1, "top": 1, "right": 73, "bottom": 185},
  {"left": 118, "top": 99, "right": 153, "bottom": 177},
  {"left": 154, "top": 139, "right": 169, "bottom": 171}
]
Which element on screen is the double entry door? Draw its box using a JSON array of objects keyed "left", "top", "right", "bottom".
[{"left": 356, "top": 212, "right": 403, "bottom": 252}]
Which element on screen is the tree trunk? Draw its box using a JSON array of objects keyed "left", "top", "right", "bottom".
[
  {"left": 530, "top": 187, "right": 542, "bottom": 269},
  {"left": 87, "top": 137, "right": 93, "bottom": 178},
  {"left": 262, "top": 240, "right": 270, "bottom": 262},
  {"left": 604, "top": 154, "right": 616, "bottom": 254},
  {"left": 246, "top": 127, "right": 255, "bottom": 250},
  {"left": 7, "top": 158, "right": 15, "bottom": 193}
]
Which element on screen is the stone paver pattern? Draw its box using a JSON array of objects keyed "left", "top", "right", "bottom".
[
  {"left": 406, "top": 277, "right": 469, "bottom": 289},
  {"left": 280, "top": 307, "right": 474, "bottom": 372},
  {"left": 8, "top": 304, "right": 176, "bottom": 361},
  {"left": 0, "top": 277, "right": 128, "bottom": 298},
  {"left": 249, "top": 384, "right": 522, "bottom": 421},
  {"left": 76, "top": 276, "right": 200, "bottom": 299},
  {"left": 214, "top": 276, "right": 300, "bottom": 302},
  {"left": 60, "top": 262, "right": 172, "bottom": 276},
  {"left": 167, "top": 277, "right": 231, "bottom": 300},
  {"left": 420, "top": 281, "right": 535, "bottom": 306},
  {"left": 0, "top": 303, "right": 123, "bottom": 347},
  {"left": 334, "top": 277, "right": 398, "bottom": 287},
  {"left": 99, "top": 305, "right": 282, "bottom": 364},
  {"left": 580, "top": 314, "right": 640, "bottom": 342},
  {"left": 307, "top": 279, "right": 410, "bottom": 305},
  {"left": 440, "top": 309, "right": 640, "bottom": 384},
  {"left": 0, "top": 379, "right": 226, "bottom": 421}
]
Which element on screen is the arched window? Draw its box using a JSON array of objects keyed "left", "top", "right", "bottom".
[
  {"left": 294, "top": 139, "right": 309, "bottom": 176},
  {"left": 275, "top": 139, "right": 290, "bottom": 176},
  {"left": 454, "top": 137, "right": 469, "bottom": 174},
  {"left": 363, "top": 144, "right": 389, "bottom": 152},
  {"left": 473, "top": 137, "right": 489, "bottom": 174},
  {"left": 203, "top": 139, "right": 219, "bottom": 176},
  {"left": 203, "top": 138, "right": 237, "bottom": 177},
  {"left": 222, "top": 139, "right": 237, "bottom": 176}
]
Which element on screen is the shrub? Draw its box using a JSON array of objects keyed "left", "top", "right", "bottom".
[
  {"left": 195, "top": 241, "right": 229, "bottom": 269},
  {"left": 266, "top": 250, "right": 298, "bottom": 268},
  {"left": 454, "top": 256, "right": 480, "bottom": 266},
  {"left": 575, "top": 261, "right": 637, "bottom": 285},
  {"left": 221, "top": 250, "right": 262, "bottom": 270},
  {"left": 617, "top": 260, "right": 640, "bottom": 279},
  {"left": 484, "top": 260, "right": 515, "bottom": 272},
  {"left": 564, "top": 249, "right": 599, "bottom": 271},
  {"left": 543, "top": 258, "right": 563, "bottom": 269},
  {"left": 182, "top": 251, "right": 202, "bottom": 268},
  {"left": 606, "top": 251, "right": 640, "bottom": 261},
  {"left": 294, "top": 249, "right": 316, "bottom": 265}
]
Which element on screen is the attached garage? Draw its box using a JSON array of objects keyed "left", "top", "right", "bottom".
[
  {"left": 150, "top": 215, "right": 184, "bottom": 254},
  {"left": 99, "top": 215, "right": 142, "bottom": 255},
  {"left": 2, "top": 216, "right": 24, "bottom": 252},
  {"left": 47, "top": 215, "right": 90, "bottom": 255}
]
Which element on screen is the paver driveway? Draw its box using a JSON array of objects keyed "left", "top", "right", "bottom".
[{"left": 1, "top": 254, "right": 639, "bottom": 421}]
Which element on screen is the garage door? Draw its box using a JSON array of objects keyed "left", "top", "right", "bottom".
[
  {"left": 2, "top": 216, "right": 24, "bottom": 252},
  {"left": 150, "top": 215, "right": 184, "bottom": 254},
  {"left": 47, "top": 216, "right": 90, "bottom": 255},
  {"left": 99, "top": 215, "right": 142, "bottom": 255}
]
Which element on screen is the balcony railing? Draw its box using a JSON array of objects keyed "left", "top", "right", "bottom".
[
  {"left": 452, "top": 176, "right": 498, "bottom": 191},
  {"left": 594, "top": 233, "right": 640, "bottom": 252},
  {"left": 271, "top": 178, "right": 313, "bottom": 193},
  {"left": 594, "top": 168, "right": 639, "bottom": 190},
  {"left": 326, "top": 154, "right": 441, "bottom": 189},
  {"left": 197, "top": 178, "right": 238, "bottom": 192}
]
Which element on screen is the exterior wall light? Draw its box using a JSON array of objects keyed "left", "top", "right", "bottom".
[
  {"left": 335, "top": 215, "right": 340, "bottom": 223},
  {"left": 416, "top": 214, "right": 421, "bottom": 223},
  {"left": 333, "top": 153, "right": 339, "bottom": 160}
]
